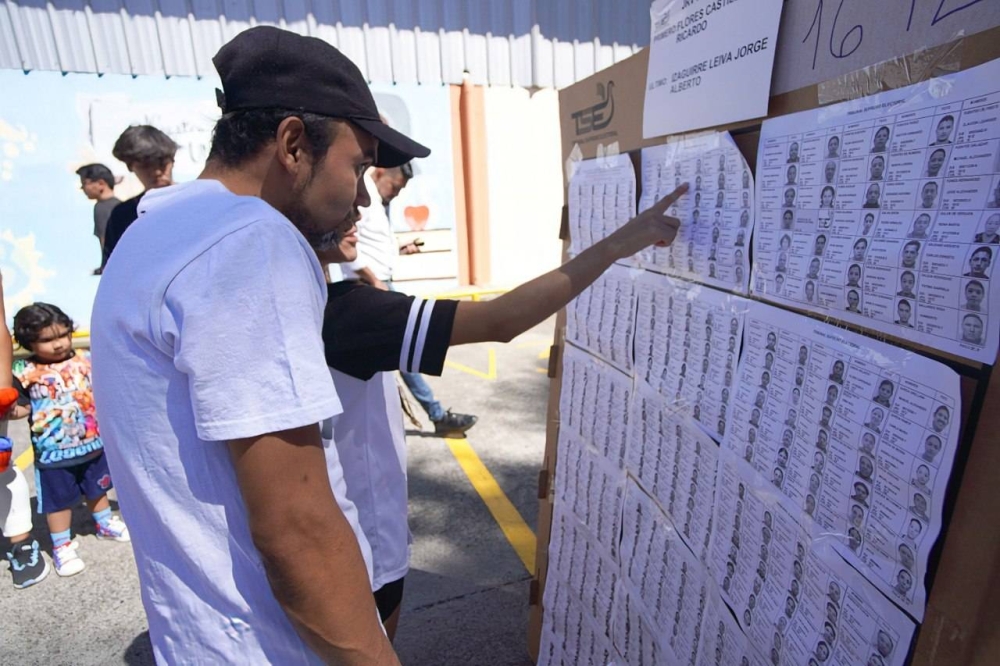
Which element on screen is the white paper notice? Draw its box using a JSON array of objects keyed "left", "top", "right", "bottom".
[
  {"left": 632, "top": 271, "right": 750, "bottom": 442},
  {"left": 723, "top": 300, "right": 961, "bottom": 620},
  {"left": 643, "top": 0, "right": 783, "bottom": 139},
  {"left": 566, "top": 265, "right": 638, "bottom": 374},
  {"left": 752, "top": 57, "right": 1000, "bottom": 364},
  {"left": 637, "top": 132, "right": 755, "bottom": 293},
  {"left": 567, "top": 154, "right": 637, "bottom": 255}
]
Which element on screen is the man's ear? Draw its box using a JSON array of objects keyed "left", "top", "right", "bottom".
[{"left": 274, "top": 116, "right": 310, "bottom": 173}]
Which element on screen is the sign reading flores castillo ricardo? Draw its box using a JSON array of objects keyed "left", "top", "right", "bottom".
[{"left": 643, "top": 0, "right": 784, "bottom": 139}]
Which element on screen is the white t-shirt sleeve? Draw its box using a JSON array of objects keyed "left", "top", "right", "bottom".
[{"left": 162, "top": 219, "right": 341, "bottom": 442}]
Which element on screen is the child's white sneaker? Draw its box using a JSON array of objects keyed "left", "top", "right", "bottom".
[
  {"left": 52, "top": 543, "right": 85, "bottom": 577},
  {"left": 96, "top": 515, "right": 130, "bottom": 542}
]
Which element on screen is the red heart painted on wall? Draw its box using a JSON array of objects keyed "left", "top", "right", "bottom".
[{"left": 404, "top": 205, "right": 430, "bottom": 231}]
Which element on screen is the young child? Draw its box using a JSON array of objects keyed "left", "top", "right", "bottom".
[
  {"left": 2, "top": 273, "right": 50, "bottom": 588},
  {"left": 9, "top": 302, "right": 128, "bottom": 576}
]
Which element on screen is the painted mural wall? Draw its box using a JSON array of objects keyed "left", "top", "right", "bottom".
[{"left": 0, "top": 71, "right": 456, "bottom": 329}]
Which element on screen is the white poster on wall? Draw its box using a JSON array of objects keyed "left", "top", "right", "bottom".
[{"left": 643, "top": 0, "right": 784, "bottom": 139}]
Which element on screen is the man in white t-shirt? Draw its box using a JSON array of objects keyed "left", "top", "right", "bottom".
[
  {"left": 91, "top": 26, "right": 430, "bottom": 665},
  {"left": 312, "top": 179, "right": 689, "bottom": 639},
  {"left": 345, "top": 165, "right": 477, "bottom": 436}
]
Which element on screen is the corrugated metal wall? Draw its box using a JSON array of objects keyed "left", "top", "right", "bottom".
[{"left": 0, "top": 0, "right": 650, "bottom": 87}]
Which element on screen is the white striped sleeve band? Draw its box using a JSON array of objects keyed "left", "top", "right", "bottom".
[{"left": 400, "top": 298, "right": 436, "bottom": 373}]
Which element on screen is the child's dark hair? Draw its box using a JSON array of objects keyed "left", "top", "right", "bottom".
[
  {"left": 75, "top": 163, "right": 116, "bottom": 188},
  {"left": 12, "top": 303, "right": 74, "bottom": 350}
]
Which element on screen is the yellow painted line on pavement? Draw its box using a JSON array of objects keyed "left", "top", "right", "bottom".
[
  {"left": 446, "top": 437, "right": 536, "bottom": 573},
  {"left": 445, "top": 348, "right": 497, "bottom": 381},
  {"left": 14, "top": 446, "right": 33, "bottom": 470}
]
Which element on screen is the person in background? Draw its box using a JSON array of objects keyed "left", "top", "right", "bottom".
[
  {"left": 9, "top": 302, "right": 130, "bottom": 577},
  {"left": 101, "top": 125, "right": 178, "bottom": 266},
  {"left": 0, "top": 273, "right": 49, "bottom": 589},
  {"left": 315, "top": 180, "right": 687, "bottom": 640},
  {"left": 344, "top": 163, "right": 477, "bottom": 436},
  {"left": 76, "top": 164, "right": 120, "bottom": 274}
]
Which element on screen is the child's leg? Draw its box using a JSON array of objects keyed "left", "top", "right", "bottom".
[
  {"left": 45, "top": 508, "right": 73, "bottom": 547},
  {"left": 82, "top": 453, "right": 129, "bottom": 541},
  {"left": 36, "top": 465, "right": 85, "bottom": 574}
]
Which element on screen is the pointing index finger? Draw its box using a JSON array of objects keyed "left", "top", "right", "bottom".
[{"left": 653, "top": 183, "right": 690, "bottom": 213}]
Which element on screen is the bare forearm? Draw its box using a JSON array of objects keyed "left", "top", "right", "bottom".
[
  {"left": 354, "top": 266, "right": 380, "bottom": 287},
  {"left": 486, "top": 239, "right": 619, "bottom": 342},
  {"left": 261, "top": 523, "right": 397, "bottom": 665}
]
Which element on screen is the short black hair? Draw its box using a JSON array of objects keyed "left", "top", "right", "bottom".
[
  {"left": 12, "top": 302, "right": 75, "bottom": 350},
  {"left": 75, "top": 163, "right": 115, "bottom": 188},
  {"left": 207, "top": 109, "right": 339, "bottom": 168},
  {"left": 112, "top": 125, "right": 179, "bottom": 166},
  {"left": 399, "top": 161, "right": 414, "bottom": 180}
]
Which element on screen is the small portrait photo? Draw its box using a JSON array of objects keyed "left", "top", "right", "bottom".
[
  {"left": 931, "top": 404, "right": 951, "bottom": 434},
  {"left": 813, "top": 450, "right": 826, "bottom": 473},
  {"left": 782, "top": 209, "right": 795, "bottom": 229},
  {"left": 871, "top": 126, "right": 890, "bottom": 153},
  {"left": 894, "top": 568, "right": 913, "bottom": 598},
  {"left": 809, "top": 472, "right": 821, "bottom": 494},
  {"left": 964, "top": 279, "right": 988, "bottom": 312},
  {"left": 744, "top": 609, "right": 753, "bottom": 626},
  {"left": 760, "top": 370, "right": 771, "bottom": 390},
  {"left": 814, "top": 234, "right": 828, "bottom": 256},
  {"left": 828, "top": 580, "right": 841, "bottom": 604},
  {"left": 847, "top": 263, "right": 862, "bottom": 287},
  {"left": 718, "top": 171, "right": 726, "bottom": 190},
  {"left": 751, "top": 408, "right": 762, "bottom": 428},
  {"left": 931, "top": 114, "right": 955, "bottom": 145},
  {"left": 922, "top": 434, "right": 943, "bottom": 464},
  {"left": 793, "top": 558, "right": 804, "bottom": 582},
  {"left": 964, "top": 246, "right": 993, "bottom": 279},
  {"left": 717, "top": 190, "right": 726, "bottom": 208},
  {"left": 826, "top": 601, "right": 839, "bottom": 625},
  {"left": 740, "top": 209, "right": 750, "bottom": 227},
  {"left": 863, "top": 182, "right": 882, "bottom": 209},
  {"left": 898, "top": 541, "right": 916, "bottom": 572},
  {"left": 822, "top": 621, "right": 837, "bottom": 646},
  {"left": 786, "top": 164, "right": 798, "bottom": 185},
  {"left": 764, "top": 511, "right": 774, "bottom": 530},
  {"left": 785, "top": 595, "right": 797, "bottom": 619},
  {"left": 787, "top": 141, "right": 800, "bottom": 163},
  {"left": 755, "top": 389, "right": 766, "bottom": 409},
  {"left": 803, "top": 280, "right": 816, "bottom": 303},
  {"left": 795, "top": 365, "right": 806, "bottom": 388},
  {"left": 695, "top": 174, "right": 703, "bottom": 191},
  {"left": 736, "top": 229, "right": 746, "bottom": 246},
  {"left": 962, "top": 313, "right": 985, "bottom": 346},
  {"left": 851, "top": 481, "right": 870, "bottom": 506},
  {"left": 869, "top": 154, "right": 886, "bottom": 181},
  {"left": 860, "top": 431, "right": 877, "bottom": 455},
  {"left": 719, "top": 153, "right": 726, "bottom": 172},
  {"left": 777, "top": 252, "right": 789, "bottom": 273},
  {"left": 856, "top": 454, "right": 875, "bottom": 482},
  {"left": 816, "top": 428, "right": 829, "bottom": 452},
  {"left": 695, "top": 192, "right": 702, "bottom": 208},
  {"left": 805, "top": 493, "right": 816, "bottom": 516},
  {"left": 848, "top": 526, "right": 863, "bottom": 552},
  {"left": 784, "top": 187, "right": 797, "bottom": 208},
  {"left": 853, "top": 237, "right": 869, "bottom": 261},
  {"left": 785, "top": 407, "right": 797, "bottom": 427},
  {"left": 820, "top": 186, "right": 836, "bottom": 209},
  {"left": 912, "top": 462, "right": 932, "bottom": 492},
  {"left": 925, "top": 147, "right": 948, "bottom": 178},
  {"left": 895, "top": 299, "right": 915, "bottom": 328},
  {"left": 820, "top": 405, "right": 833, "bottom": 428},
  {"left": 807, "top": 257, "right": 822, "bottom": 280},
  {"left": 846, "top": 288, "right": 862, "bottom": 313},
  {"left": 743, "top": 169, "right": 750, "bottom": 189},
  {"left": 919, "top": 180, "right": 939, "bottom": 209},
  {"left": 849, "top": 503, "right": 865, "bottom": 529},
  {"left": 869, "top": 654, "right": 886, "bottom": 666},
  {"left": 876, "top": 629, "right": 896, "bottom": 659},
  {"left": 766, "top": 330, "right": 778, "bottom": 351},
  {"left": 901, "top": 240, "right": 922, "bottom": 269},
  {"left": 862, "top": 212, "right": 877, "bottom": 235},
  {"left": 825, "top": 383, "right": 840, "bottom": 407},
  {"left": 905, "top": 517, "right": 924, "bottom": 542},
  {"left": 910, "top": 491, "right": 929, "bottom": 521},
  {"left": 897, "top": 270, "right": 917, "bottom": 299},
  {"left": 827, "top": 135, "right": 841, "bottom": 159},
  {"left": 874, "top": 379, "right": 895, "bottom": 407},
  {"left": 815, "top": 639, "right": 831, "bottom": 663},
  {"left": 865, "top": 405, "right": 885, "bottom": 433},
  {"left": 742, "top": 190, "right": 749, "bottom": 208},
  {"left": 976, "top": 213, "right": 1000, "bottom": 243},
  {"left": 824, "top": 160, "right": 838, "bottom": 184},
  {"left": 772, "top": 466, "right": 785, "bottom": 488}
]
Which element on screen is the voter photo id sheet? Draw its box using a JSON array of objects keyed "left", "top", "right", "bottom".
[
  {"left": 638, "top": 131, "right": 755, "bottom": 294},
  {"left": 752, "top": 57, "right": 1000, "bottom": 364},
  {"left": 566, "top": 264, "right": 638, "bottom": 374},
  {"left": 723, "top": 301, "right": 961, "bottom": 620},
  {"left": 568, "top": 154, "right": 637, "bottom": 256}
]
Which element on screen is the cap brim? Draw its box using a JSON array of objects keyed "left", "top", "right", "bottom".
[{"left": 354, "top": 118, "right": 431, "bottom": 168}]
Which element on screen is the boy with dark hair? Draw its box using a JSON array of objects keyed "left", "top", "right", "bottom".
[
  {"left": 101, "top": 125, "right": 178, "bottom": 266},
  {"left": 9, "top": 302, "right": 129, "bottom": 577},
  {"left": 76, "top": 163, "right": 120, "bottom": 272}
]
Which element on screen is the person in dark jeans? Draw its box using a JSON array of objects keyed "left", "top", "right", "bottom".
[{"left": 101, "top": 125, "right": 178, "bottom": 267}]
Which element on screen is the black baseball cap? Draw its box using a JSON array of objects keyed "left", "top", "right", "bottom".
[{"left": 213, "top": 26, "right": 430, "bottom": 168}]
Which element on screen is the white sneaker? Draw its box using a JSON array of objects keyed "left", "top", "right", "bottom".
[
  {"left": 96, "top": 515, "right": 130, "bottom": 542},
  {"left": 52, "top": 543, "right": 85, "bottom": 577}
]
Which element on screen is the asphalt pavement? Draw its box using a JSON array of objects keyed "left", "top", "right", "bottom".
[{"left": 0, "top": 320, "right": 554, "bottom": 665}]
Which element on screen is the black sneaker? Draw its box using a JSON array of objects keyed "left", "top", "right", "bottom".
[
  {"left": 6, "top": 539, "right": 50, "bottom": 589},
  {"left": 433, "top": 411, "right": 478, "bottom": 436}
]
